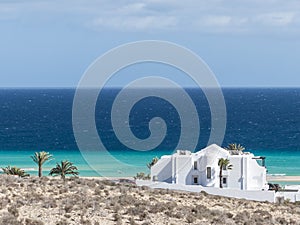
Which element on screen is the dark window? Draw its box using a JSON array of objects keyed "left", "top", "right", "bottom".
[
  {"left": 222, "top": 164, "right": 227, "bottom": 170},
  {"left": 194, "top": 161, "right": 197, "bottom": 170},
  {"left": 193, "top": 176, "right": 198, "bottom": 184},
  {"left": 207, "top": 167, "right": 211, "bottom": 179},
  {"left": 223, "top": 177, "right": 227, "bottom": 184}
]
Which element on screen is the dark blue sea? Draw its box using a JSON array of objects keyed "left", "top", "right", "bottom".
[{"left": 0, "top": 88, "right": 299, "bottom": 177}]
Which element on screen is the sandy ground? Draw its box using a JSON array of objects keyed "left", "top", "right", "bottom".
[{"left": 0, "top": 175, "right": 300, "bottom": 225}]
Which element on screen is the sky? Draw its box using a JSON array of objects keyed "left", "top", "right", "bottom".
[{"left": 0, "top": 0, "right": 300, "bottom": 87}]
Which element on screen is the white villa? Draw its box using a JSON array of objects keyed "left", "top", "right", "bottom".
[
  {"left": 135, "top": 144, "right": 300, "bottom": 202},
  {"left": 151, "top": 144, "right": 269, "bottom": 191}
]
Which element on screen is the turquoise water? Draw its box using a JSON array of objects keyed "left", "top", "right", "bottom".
[
  {"left": 0, "top": 149, "right": 299, "bottom": 181},
  {"left": 0, "top": 149, "right": 161, "bottom": 177},
  {"left": 250, "top": 149, "right": 300, "bottom": 176}
]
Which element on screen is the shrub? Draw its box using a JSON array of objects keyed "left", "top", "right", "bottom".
[
  {"left": 126, "top": 205, "right": 147, "bottom": 217},
  {"left": 0, "top": 198, "right": 9, "bottom": 210},
  {"left": 141, "top": 222, "right": 151, "bottom": 225},
  {"left": 149, "top": 202, "right": 168, "bottom": 214},
  {"left": 0, "top": 212, "right": 21, "bottom": 225},
  {"left": 8, "top": 204, "right": 19, "bottom": 217},
  {"left": 42, "top": 197, "right": 57, "bottom": 208},
  {"left": 94, "top": 187, "right": 102, "bottom": 195},
  {"left": 101, "top": 180, "right": 115, "bottom": 186},
  {"left": 233, "top": 211, "right": 250, "bottom": 223},
  {"left": 64, "top": 202, "right": 73, "bottom": 213},
  {"left": 129, "top": 217, "right": 137, "bottom": 225},
  {"left": 56, "top": 219, "right": 68, "bottom": 225},
  {"left": 113, "top": 213, "right": 122, "bottom": 222},
  {"left": 25, "top": 218, "right": 45, "bottom": 225},
  {"left": 139, "top": 211, "right": 148, "bottom": 221},
  {"left": 186, "top": 215, "right": 196, "bottom": 223},
  {"left": 134, "top": 172, "right": 150, "bottom": 180}
]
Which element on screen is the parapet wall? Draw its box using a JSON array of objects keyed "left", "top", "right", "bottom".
[{"left": 136, "top": 180, "right": 276, "bottom": 202}]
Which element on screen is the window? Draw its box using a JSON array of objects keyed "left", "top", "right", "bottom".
[
  {"left": 193, "top": 176, "right": 198, "bottom": 184},
  {"left": 194, "top": 161, "right": 197, "bottom": 170},
  {"left": 223, "top": 177, "right": 227, "bottom": 184},
  {"left": 207, "top": 167, "right": 211, "bottom": 179},
  {"left": 222, "top": 164, "right": 227, "bottom": 170}
]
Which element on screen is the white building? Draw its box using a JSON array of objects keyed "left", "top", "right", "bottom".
[{"left": 151, "top": 144, "right": 269, "bottom": 191}]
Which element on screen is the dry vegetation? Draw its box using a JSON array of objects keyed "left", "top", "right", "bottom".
[{"left": 0, "top": 175, "right": 299, "bottom": 225}]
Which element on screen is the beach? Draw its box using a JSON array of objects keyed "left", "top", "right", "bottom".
[
  {"left": 267, "top": 176, "right": 300, "bottom": 182},
  {"left": 0, "top": 175, "right": 300, "bottom": 225}
]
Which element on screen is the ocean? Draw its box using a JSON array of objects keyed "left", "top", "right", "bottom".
[{"left": 0, "top": 88, "right": 299, "bottom": 178}]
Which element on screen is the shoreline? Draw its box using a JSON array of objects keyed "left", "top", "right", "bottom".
[
  {"left": 267, "top": 175, "right": 300, "bottom": 182},
  {"left": 80, "top": 176, "right": 134, "bottom": 180}
]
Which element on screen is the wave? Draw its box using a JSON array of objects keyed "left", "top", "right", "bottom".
[
  {"left": 268, "top": 173, "right": 286, "bottom": 176},
  {"left": 21, "top": 167, "right": 36, "bottom": 171}
]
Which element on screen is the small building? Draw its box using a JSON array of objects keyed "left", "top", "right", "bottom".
[{"left": 151, "top": 144, "right": 269, "bottom": 191}]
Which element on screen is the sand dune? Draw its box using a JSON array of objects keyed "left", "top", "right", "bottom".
[{"left": 0, "top": 175, "right": 300, "bottom": 225}]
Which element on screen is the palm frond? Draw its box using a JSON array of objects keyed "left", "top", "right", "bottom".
[
  {"left": 224, "top": 143, "right": 245, "bottom": 155},
  {"left": 2, "top": 166, "right": 30, "bottom": 178},
  {"left": 31, "top": 151, "right": 53, "bottom": 165},
  {"left": 147, "top": 157, "right": 159, "bottom": 169},
  {"left": 49, "top": 160, "right": 79, "bottom": 180}
]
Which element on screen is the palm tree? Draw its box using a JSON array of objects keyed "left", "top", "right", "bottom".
[
  {"left": 49, "top": 160, "right": 79, "bottom": 180},
  {"left": 218, "top": 158, "right": 232, "bottom": 188},
  {"left": 31, "top": 151, "right": 53, "bottom": 177},
  {"left": 147, "top": 157, "right": 159, "bottom": 169},
  {"left": 225, "top": 143, "right": 245, "bottom": 155},
  {"left": 2, "top": 166, "right": 30, "bottom": 178}
]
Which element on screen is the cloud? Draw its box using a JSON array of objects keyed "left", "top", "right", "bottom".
[
  {"left": 199, "top": 16, "right": 232, "bottom": 27},
  {"left": 91, "top": 15, "right": 177, "bottom": 31},
  {"left": 0, "top": 0, "right": 300, "bottom": 35},
  {"left": 255, "top": 12, "right": 295, "bottom": 26},
  {"left": 116, "top": 3, "right": 147, "bottom": 15},
  {"left": 88, "top": 1, "right": 177, "bottom": 31}
]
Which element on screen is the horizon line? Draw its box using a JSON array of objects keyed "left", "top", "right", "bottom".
[{"left": 0, "top": 86, "right": 300, "bottom": 89}]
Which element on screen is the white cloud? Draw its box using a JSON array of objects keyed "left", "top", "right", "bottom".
[
  {"left": 255, "top": 12, "right": 295, "bottom": 26},
  {"left": 0, "top": 0, "right": 300, "bottom": 35},
  {"left": 116, "top": 3, "right": 147, "bottom": 15},
  {"left": 92, "top": 15, "right": 177, "bottom": 31},
  {"left": 199, "top": 16, "right": 232, "bottom": 27}
]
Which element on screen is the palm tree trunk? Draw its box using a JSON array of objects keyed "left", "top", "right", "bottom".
[
  {"left": 38, "top": 163, "right": 42, "bottom": 177},
  {"left": 219, "top": 168, "right": 223, "bottom": 188}
]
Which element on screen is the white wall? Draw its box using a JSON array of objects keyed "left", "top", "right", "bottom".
[
  {"left": 227, "top": 156, "right": 243, "bottom": 190},
  {"left": 246, "top": 156, "right": 268, "bottom": 190},
  {"left": 136, "top": 180, "right": 276, "bottom": 202},
  {"left": 176, "top": 156, "right": 193, "bottom": 185},
  {"left": 276, "top": 191, "right": 300, "bottom": 202},
  {"left": 202, "top": 155, "right": 219, "bottom": 187},
  {"left": 224, "top": 154, "right": 268, "bottom": 191},
  {"left": 151, "top": 157, "right": 172, "bottom": 183}
]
